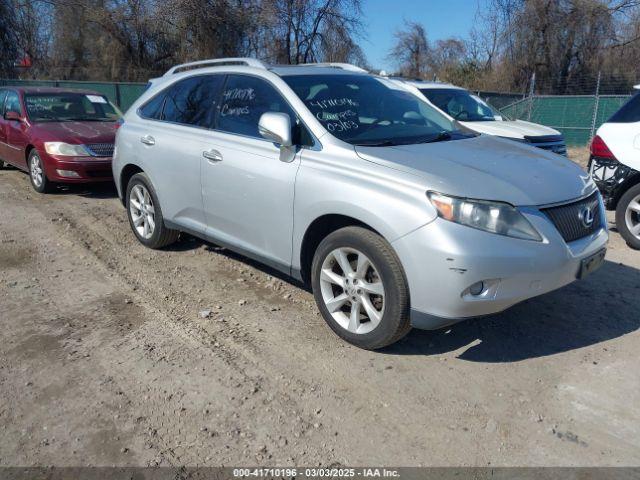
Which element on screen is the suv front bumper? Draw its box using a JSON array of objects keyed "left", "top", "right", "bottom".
[{"left": 392, "top": 210, "right": 608, "bottom": 330}]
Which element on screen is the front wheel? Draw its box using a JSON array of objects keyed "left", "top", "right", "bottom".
[
  {"left": 28, "top": 150, "right": 54, "bottom": 193},
  {"left": 126, "top": 173, "right": 179, "bottom": 249},
  {"left": 311, "top": 226, "right": 411, "bottom": 349},
  {"left": 616, "top": 183, "right": 640, "bottom": 249}
]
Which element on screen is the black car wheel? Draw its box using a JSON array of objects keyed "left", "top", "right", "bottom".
[{"left": 616, "top": 183, "right": 640, "bottom": 249}]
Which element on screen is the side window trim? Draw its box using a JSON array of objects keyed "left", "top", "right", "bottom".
[
  {"left": 211, "top": 74, "right": 229, "bottom": 131},
  {"left": 156, "top": 96, "right": 167, "bottom": 121},
  {"left": 136, "top": 72, "right": 319, "bottom": 149}
]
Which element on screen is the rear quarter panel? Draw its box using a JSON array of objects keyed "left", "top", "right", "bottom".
[{"left": 598, "top": 122, "right": 640, "bottom": 172}]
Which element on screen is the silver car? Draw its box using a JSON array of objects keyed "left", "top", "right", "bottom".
[{"left": 113, "top": 58, "right": 608, "bottom": 349}]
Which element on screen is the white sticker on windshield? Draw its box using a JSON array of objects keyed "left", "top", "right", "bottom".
[{"left": 86, "top": 95, "right": 107, "bottom": 104}]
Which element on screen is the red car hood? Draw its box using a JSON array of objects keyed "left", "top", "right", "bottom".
[{"left": 30, "top": 121, "right": 116, "bottom": 144}]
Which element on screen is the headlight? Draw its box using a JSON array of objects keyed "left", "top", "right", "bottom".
[
  {"left": 428, "top": 192, "right": 542, "bottom": 241},
  {"left": 44, "top": 142, "right": 90, "bottom": 156}
]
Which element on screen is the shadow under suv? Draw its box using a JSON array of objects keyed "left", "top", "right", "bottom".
[{"left": 113, "top": 58, "right": 608, "bottom": 349}]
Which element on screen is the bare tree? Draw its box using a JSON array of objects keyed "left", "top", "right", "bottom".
[
  {"left": 261, "top": 0, "right": 364, "bottom": 64},
  {"left": 319, "top": 21, "right": 368, "bottom": 66},
  {"left": 0, "top": 0, "right": 18, "bottom": 77},
  {"left": 465, "top": 0, "right": 640, "bottom": 93},
  {"left": 387, "top": 20, "right": 431, "bottom": 78},
  {"left": 164, "top": 0, "right": 259, "bottom": 62},
  {"left": 6, "top": 0, "right": 52, "bottom": 78}
]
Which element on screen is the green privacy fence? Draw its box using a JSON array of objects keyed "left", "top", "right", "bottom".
[
  {"left": 499, "top": 95, "right": 631, "bottom": 146},
  {"left": 0, "top": 79, "right": 147, "bottom": 112}
]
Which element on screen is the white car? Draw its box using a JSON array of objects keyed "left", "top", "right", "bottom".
[
  {"left": 398, "top": 80, "right": 567, "bottom": 156},
  {"left": 588, "top": 88, "right": 640, "bottom": 249}
]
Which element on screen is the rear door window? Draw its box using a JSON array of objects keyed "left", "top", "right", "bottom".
[
  {"left": 162, "top": 75, "right": 225, "bottom": 128},
  {"left": 217, "top": 75, "right": 296, "bottom": 138},
  {"left": 608, "top": 93, "right": 640, "bottom": 123}
]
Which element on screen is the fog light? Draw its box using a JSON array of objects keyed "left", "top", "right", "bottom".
[
  {"left": 469, "top": 281, "right": 484, "bottom": 296},
  {"left": 56, "top": 169, "right": 80, "bottom": 178}
]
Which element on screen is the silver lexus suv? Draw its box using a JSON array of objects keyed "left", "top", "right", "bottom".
[{"left": 113, "top": 58, "right": 608, "bottom": 349}]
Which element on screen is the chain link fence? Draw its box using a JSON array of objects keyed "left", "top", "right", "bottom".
[
  {"left": 492, "top": 74, "right": 636, "bottom": 146},
  {"left": 498, "top": 94, "right": 631, "bottom": 146}
]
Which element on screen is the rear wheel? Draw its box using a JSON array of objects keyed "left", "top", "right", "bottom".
[
  {"left": 126, "top": 172, "right": 179, "bottom": 249},
  {"left": 28, "top": 150, "right": 54, "bottom": 193},
  {"left": 311, "top": 226, "right": 411, "bottom": 350},
  {"left": 616, "top": 183, "right": 640, "bottom": 249}
]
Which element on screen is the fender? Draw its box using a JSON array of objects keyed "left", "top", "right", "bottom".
[{"left": 291, "top": 147, "right": 437, "bottom": 275}]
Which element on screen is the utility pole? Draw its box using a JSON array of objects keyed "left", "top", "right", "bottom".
[
  {"left": 527, "top": 72, "right": 536, "bottom": 122},
  {"left": 590, "top": 71, "right": 602, "bottom": 140}
]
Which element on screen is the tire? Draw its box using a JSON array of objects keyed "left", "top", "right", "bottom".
[
  {"left": 126, "top": 172, "right": 179, "bottom": 249},
  {"left": 28, "top": 150, "right": 54, "bottom": 193},
  {"left": 615, "top": 183, "right": 640, "bottom": 249},
  {"left": 311, "top": 226, "right": 411, "bottom": 349}
]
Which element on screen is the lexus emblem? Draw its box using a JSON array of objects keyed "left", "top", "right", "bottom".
[{"left": 580, "top": 206, "right": 595, "bottom": 228}]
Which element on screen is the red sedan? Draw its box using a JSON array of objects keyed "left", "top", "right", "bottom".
[{"left": 0, "top": 87, "right": 121, "bottom": 193}]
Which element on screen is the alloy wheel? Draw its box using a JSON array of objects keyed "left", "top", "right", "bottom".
[
  {"left": 30, "top": 154, "right": 44, "bottom": 188},
  {"left": 625, "top": 193, "right": 640, "bottom": 240},
  {"left": 129, "top": 184, "right": 156, "bottom": 240},
  {"left": 319, "top": 247, "right": 385, "bottom": 335}
]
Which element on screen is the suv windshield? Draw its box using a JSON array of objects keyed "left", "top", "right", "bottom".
[
  {"left": 25, "top": 93, "right": 121, "bottom": 123},
  {"left": 420, "top": 88, "right": 497, "bottom": 122},
  {"left": 282, "top": 74, "right": 471, "bottom": 146}
]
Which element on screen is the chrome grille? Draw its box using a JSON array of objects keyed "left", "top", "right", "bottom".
[
  {"left": 541, "top": 192, "right": 602, "bottom": 243},
  {"left": 85, "top": 143, "right": 114, "bottom": 157}
]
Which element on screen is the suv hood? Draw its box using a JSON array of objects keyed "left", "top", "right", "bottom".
[
  {"left": 460, "top": 119, "right": 560, "bottom": 139},
  {"left": 29, "top": 121, "right": 116, "bottom": 144},
  {"left": 354, "top": 135, "right": 593, "bottom": 206}
]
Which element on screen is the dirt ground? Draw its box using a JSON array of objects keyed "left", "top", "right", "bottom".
[
  {"left": 567, "top": 146, "right": 590, "bottom": 169},
  {"left": 1, "top": 153, "right": 639, "bottom": 467}
]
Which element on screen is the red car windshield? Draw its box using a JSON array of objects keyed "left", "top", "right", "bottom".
[{"left": 24, "top": 93, "right": 121, "bottom": 123}]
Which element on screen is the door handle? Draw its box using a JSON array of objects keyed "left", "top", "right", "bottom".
[
  {"left": 203, "top": 149, "right": 223, "bottom": 162},
  {"left": 140, "top": 135, "right": 155, "bottom": 146}
]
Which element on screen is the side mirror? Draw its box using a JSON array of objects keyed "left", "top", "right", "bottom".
[
  {"left": 258, "top": 112, "right": 293, "bottom": 147},
  {"left": 4, "top": 111, "right": 22, "bottom": 122}
]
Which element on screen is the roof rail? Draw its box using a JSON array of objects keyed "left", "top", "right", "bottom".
[
  {"left": 303, "top": 62, "right": 368, "bottom": 73},
  {"left": 164, "top": 58, "right": 268, "bottom": 76}
]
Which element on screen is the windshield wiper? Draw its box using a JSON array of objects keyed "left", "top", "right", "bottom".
[
  {"left": 421, "top": 131, "right": 452, "bottom": 143},
  {"left": 353, "top": 140, "right": 401, "bottom": 147},
  {"left": 63, "top": 117, "right": 110, "bottom": 122}
]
